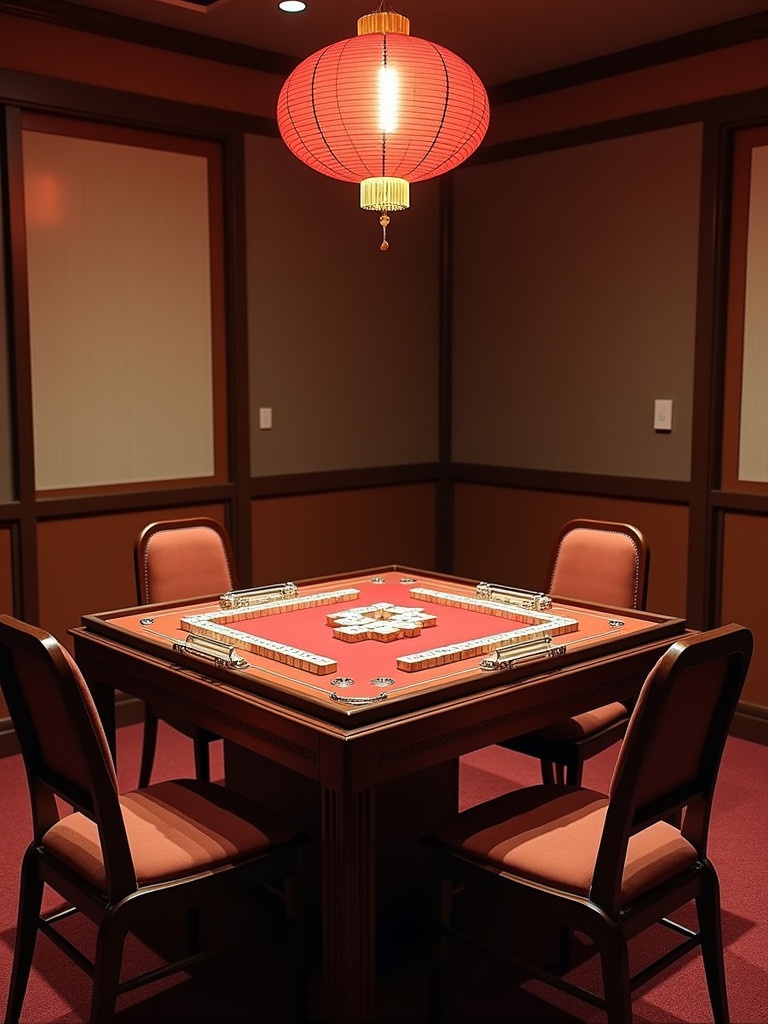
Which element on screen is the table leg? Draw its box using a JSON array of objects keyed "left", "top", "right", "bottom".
[
  {"left": 87, "top": 675, "right": 117, "bottom": 760},
  {"left": 321, "top": 784, "right": 376, "bottom": 1023},
  {"left": 224, "top": 745, "right": 458, "bottom": 1021}
]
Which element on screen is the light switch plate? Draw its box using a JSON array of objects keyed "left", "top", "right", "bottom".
[
  {"left": 654, "top": 399, "right": 673, "bottom": 432},
  {"left": 259, "top": 407, "right": 273, "bottom": 430}
]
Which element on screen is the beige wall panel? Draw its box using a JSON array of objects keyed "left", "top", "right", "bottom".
[
  {"left": 251, "top": 484, "right": 437, "bottom": 584},
  {"left": 452, "top": 483, "right": 688, "bottom": 618},
  {"left": 738, "top": 144, "right": 768, "bottom": 483},
  {"left": 23, "top": 129, "right": 215, "bottom": 490},
  {"left": 452, "top": 124, "right": 700, "bottom": 482},
  {"left": 36, "top": 504, "right": 229, "bottom": 651},
  {"left": 245, "top": 134, "right": 440, "bottom": 476},
  {"left": 721, "top": 512, "right": 768, "bottom": 710}
]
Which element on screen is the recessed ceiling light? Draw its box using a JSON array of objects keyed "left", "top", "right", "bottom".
[{"left": 279, "top": 1, "right": 307, "bottom": 12}]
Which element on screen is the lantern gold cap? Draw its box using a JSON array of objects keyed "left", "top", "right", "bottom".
[
  {"left": 357, "top": 10, "right": 410, "bottom": 36},
  {"left": 360, "top": 177, "right": 410, "bottom": 212}
]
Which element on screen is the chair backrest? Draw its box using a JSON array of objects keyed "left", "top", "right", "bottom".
[
  {"left": 547, "top": 518, "right": 649, "bottom": 610},
  {"left": 134, "top": 517, "right": 238, "bottom": 605},
  {"left": 0, "top": 614, "right": 137, "bottom": 896},
  {"left": 592, "top": 622, "right": 752, "bottom": 910}
]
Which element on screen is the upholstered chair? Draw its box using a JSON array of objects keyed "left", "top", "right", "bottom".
[
  {"left": 500, "top": 518, "right": 650, "bottom": 785},
  {"left": 0, "top": 614, "right": 309, "bottom": 1024},
  {"left": 134, "top": 517, "right": 238, "bottom": 787},
  {"left": 427, "top": 623, "right": 752, "bottom": 1024}
]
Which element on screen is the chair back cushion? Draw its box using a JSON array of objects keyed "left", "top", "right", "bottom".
[
  {"left": 0, "top": 615, "right": 138, "bottom": 896},
  {"left": 548, "top": 519, "right": 648, "bottom": 609},
  {"left": 0, "top": 618, "right": 119, "bottom": 800},
  {"left": 136, "top": 519, "right": 236, "bottom": 604}
]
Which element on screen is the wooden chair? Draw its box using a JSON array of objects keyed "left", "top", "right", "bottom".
[
  {"left": 0, "top": 614, "right": 309, "bottom": 1024},
  {"left": 134, "top": 517, "right": 238, "bottom": 787},
  {"left": 427, "top": 622, "right": 752, "bottom": 1024},
  {"left": 500, "top": 518, "right": 650, "bottom": 785}
]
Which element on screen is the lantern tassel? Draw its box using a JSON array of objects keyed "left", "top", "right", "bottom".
[{"left": 379, "top": 211, "right": 390, "bottom": 251}]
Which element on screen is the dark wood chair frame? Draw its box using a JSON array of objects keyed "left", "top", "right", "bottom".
[
  {"left": 501, "top": 518, "right": 650, "bottom": 785},
  {"left": 134, "top": 516, "right": 238, "bottom": 787},
  {"left": 0, "top": 614, "right": 309, "bottom": 1024},
  {"left": 427, "top": 623, "right": 753, "bottom": 1024}
]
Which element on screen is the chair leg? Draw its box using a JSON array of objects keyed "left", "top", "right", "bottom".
[
  {"left": 283, "top": 869, "right": 310, "bottom": 1022},
  {"left": 193, "top": 733, "right": 212, "bottom": 783},
  {"left": 697, "top": 865, "right": 730, "bottom": 1024},
  {"left": 540, "top": 759, "right": 556, "bottom": 784},
  {"left": 557, "top": 924, "right": 572, "bottom": 972},
  {"left": 4, "top": 853, "right": 44, "bottom": 1024},
  {"left": 540, "top": 760, "right": 573, "bottom": 786},
  {"left": 564, "top": 758, "right": 584, "bottom": 787},
  {"left": 90, "top": 914, "right": 128, "bottom": 1024},
  {"left": 186, "top": 906, "right": 201, "bottom": 955},
  {"left": 598, "top": 924, "right": 633, "bottom": 1024},
  {"left": 138, "top": 704, "right": 159, "bottom": 788},
  {"left": 428, "top": 863, "right": 452, "bottom": 1023}
]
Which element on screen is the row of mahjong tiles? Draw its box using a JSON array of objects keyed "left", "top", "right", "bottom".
[
  {"left": 193, "top": 585, "right": 573, "bottom": 631},
  {"left": 176, "top": 583, "right": 579, "bottom": 676},
  {"left": 177, "top": 618, "right": 570, "bottom": 676}
]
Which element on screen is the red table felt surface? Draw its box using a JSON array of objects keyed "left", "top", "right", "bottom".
[
  {"left": 94, "top": 569, "right": 665, "bottom": 720},
  {"left": 228, "top": 576, "right": 534, "bottom": 677}
]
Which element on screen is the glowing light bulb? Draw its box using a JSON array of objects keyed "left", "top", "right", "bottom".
[{"left": 378, "top": 65, "right": 399, "bottom": 133}]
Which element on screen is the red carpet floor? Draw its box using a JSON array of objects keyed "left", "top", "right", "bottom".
[{"left": 0, "top": 722, "right": 766, "bottom": 1022}]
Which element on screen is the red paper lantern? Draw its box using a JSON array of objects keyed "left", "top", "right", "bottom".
[{"left": 276, "top": 5, "right": 489, "bottom": 250}]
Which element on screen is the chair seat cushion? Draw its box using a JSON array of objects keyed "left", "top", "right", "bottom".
[
  {"left": 43, "top": 779, "right": 299, "bottom": 890},
  {"left": 433, "top": 785, "right": 697, "bottom": 903}
]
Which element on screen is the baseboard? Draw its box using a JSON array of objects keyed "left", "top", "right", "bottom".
[{"left": 730, "top": 702, "right": 768, "bottom": 746}]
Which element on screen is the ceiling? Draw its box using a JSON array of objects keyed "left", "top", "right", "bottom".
[{"left": 40, "top": 0, "right": 768, "bottom": 87}]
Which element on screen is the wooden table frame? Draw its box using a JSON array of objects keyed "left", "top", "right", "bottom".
[{"left": 71, "top": 567, "right": 686, "bottom": 1022}]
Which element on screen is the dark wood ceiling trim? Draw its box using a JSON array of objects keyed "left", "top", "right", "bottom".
[
  {"left": 4, "top": 2, "right": 768, "bottom": 100},
  {"left": 0, "top": 0, "right": 295, "bottom": 76},
  {"left": 0, "top": 68, "right": 277, "bottom": 137},
  {"left": 473, "top": 87, "right": 768, "bottom": 167},
  {"left": 488, "top": 12, "right": 768, "bottom": 105}
]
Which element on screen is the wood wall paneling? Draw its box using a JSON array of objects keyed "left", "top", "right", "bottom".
[
  {"left": 36, "top": 504, "right": 229, "bottom": 651},
  {"left": 0, "top": 526, "right": 13, "bottom": 613},
  {"left": 0, "top": 526, "right": 14, "bottom": 719},
  {"left": 451, "top": 483, "right": 689, "bottom": 618},
  {"left": 251, "top": 484, "right": 438, "bottom": 585},
  {"left": 721, "top": 512, "right": 768, "bottom": 711},
  {"left": 0, "top": 146, "right": 11, "bottom": 502}
]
